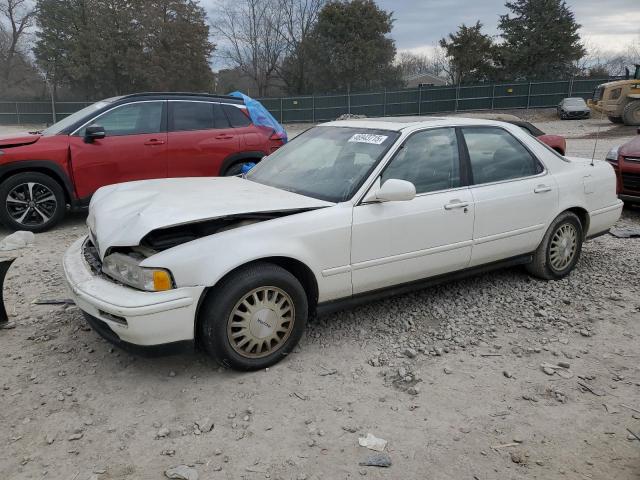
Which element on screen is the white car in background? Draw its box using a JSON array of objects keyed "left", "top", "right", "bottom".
[{"left": 63, "top": 117, "right": 623, "bottom": 370}]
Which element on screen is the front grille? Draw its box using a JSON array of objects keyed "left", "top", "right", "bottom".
[
  {"left": 622, "top": 172, "right": 640, "bottom": 192},
  {"left": 82, "top": 238, "right": 102, "bottom": 274}
]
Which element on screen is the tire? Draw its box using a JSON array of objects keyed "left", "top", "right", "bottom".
[
  {"left": 526, "top": 211, "right": 583, "bottom": 280},
  {"left": 608, "top": 116, "right": 623, "bottom": 124},
  {"left": 198, "top": 262, "right": 308, "bottom": 370},
  {"left": 0, "top": 172, "right": 66, "bottom": 232},
  {"left": 223, "top": 162, "right": 246, "bottom": 176},
  {"left": 622, "top": 100, "right": 640, "bottom": 126}
]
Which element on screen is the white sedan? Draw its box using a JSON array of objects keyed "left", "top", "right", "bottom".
[{"left": 63, "top": 117, "right": 623, "bottom": 370}]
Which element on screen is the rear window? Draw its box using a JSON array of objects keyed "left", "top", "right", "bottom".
[
  {"left": 170, "top": 101, "right": 214, "bottom": 131},
  {"left": 223, "top": 105, "right": 252, "bottom": 127}
]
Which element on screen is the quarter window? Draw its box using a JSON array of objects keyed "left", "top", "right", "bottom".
[
  {"left": 462, "top": 127, "right": 540, "bottom": 184},
  {"left": 223, "top": 105, "right": 252, "bottom": 127},
  {"left": 381, "top": 128, "right": 461, "bottom": 194},
  {"left": 80, "top": 102, "right": 163, "bottom": 136},
  {"left": 170, "top": 101, "right": 214, "bottom": 131}
]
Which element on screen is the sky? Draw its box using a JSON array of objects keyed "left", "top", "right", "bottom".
[
  {"left": 205, "top": 0, "right": 640, "bottom": 68},
  {"left": 374, "top": 0, "right": 640, "bottom": 56}
]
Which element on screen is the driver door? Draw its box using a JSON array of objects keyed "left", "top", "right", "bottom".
[
  {"left": 350, "top": 128, "right": 475, "bottom": 294},
  {"left": 69, "top": 101, "right": 167, "bottom": 199}
]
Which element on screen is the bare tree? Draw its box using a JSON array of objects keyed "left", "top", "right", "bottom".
[
  {"left": 276, "top": 0, "right": 323, "bottom": 93},
  {"left": 396, "top": 47, "right": 452, "bottom": 84},
  {"left": 211, "top": 0, "right": 288, "bottom": 96},
  {"left": 0, "top": 0, "right": 37, "bottom": 90}
]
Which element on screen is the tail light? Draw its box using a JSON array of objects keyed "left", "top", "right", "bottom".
[{"left": 269, "top": 131, "right": 287, "bottom": 143}]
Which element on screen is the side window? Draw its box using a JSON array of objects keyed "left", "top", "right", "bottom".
[
  {"left": 462, "top": 127, "right": 540, "bottom": 184},
  {"left": 213, "top": 103, "right": 231, "bottom": 129},
  {"left": 223, "top": 104, "right": 252, "bottom": 127},
  {"left": 80, "top": 102, "right": 163, "bottom": 136},
  {"left": 381, "top": 128, "right": 461, "bottom": 194},
  {"left": 170, "top": 101, "right": 214, "bottom": 131}
]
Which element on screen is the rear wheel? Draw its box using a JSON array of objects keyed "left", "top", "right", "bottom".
[
  {"left": 526, "top": 212, "right": 583, "bottom": 280},
  {"left": 622, "top": 101, "right": 640, "bottom": 126},
  {"left": 608, "top": 116, "right": 624, "bottom": 124},
  {"left": 198, "top": 262, "right": 308, "bottom": 370},
  {"left": 0, "top": 172, "right": 66, "bottom": 232}
]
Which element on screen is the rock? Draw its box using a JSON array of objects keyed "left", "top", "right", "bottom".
[
  {"left": 342, "top": 425, "right": 358, "bottom": 433},
  {"left": 196, "top": 418, "right": 214, "bottom": 433},
  {"left": 510, "top": 451, "right": 526, "bottom": 464},
  {"left": 542, "top": 366, "right": 556, "bottom": 376},
  {"left": 67, "top": 433, "right": 83, "bottom": 441},
  {"left": 557, "top": 361, "right": 570, "bottom": 369},
  {"left": 156, "top": 427, "right": 170, "bottom": 438},
  {"left": 359, "top": 453, "right": 392, "bottom": 467},
  {"left": 45, "top": 434, "right": 55, "bottom": 445},
  {"left": 503, "top": 370, "right": 513, "bottom": 378},
  {"left": 165, "top": 465, "right": 198, "bottom": 480},
  {"left": 403, "top": 348, "right": 417, "bottom": 359},
  {"left": 443, "top": 367, "right": 452, "bottom": 375},
  {"left": 407, "top": 386, "right": 420, "bottom": 396}
]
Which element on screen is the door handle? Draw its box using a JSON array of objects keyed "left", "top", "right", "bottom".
[
  {"left": 534, "top": 185, "right": 552, "bottom": 193},
  {"left": 144, "top": 139, "right": 165, "bottom": 146},
  {"left": 215, "top": 135, "right": 234, "bottom": 140},
  {"left": 444, "top": 200, "right": 469, "bottom": 210}
]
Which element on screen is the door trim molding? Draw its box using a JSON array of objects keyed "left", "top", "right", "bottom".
[{"left": 474, "top": 223, "right": 545, "bottom": 245}]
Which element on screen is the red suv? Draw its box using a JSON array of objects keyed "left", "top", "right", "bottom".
[
  {"left": 606, "top": 129, "right": 640, "bottom": 203},
  {"left": 0, "top": 93, "right": 285, "bottom": 231}
]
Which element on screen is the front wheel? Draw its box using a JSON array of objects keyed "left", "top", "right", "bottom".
[
  {"left": 0, "top": 172, "right": 66, "bottom": 232},
  {"left": 622, "top": 101, "right": 640, "bottom": 126},
  {"left": 526, "top": 212, "right": 583, "bottom": 280},
  {"left": 198, "top": 262, "right": 308, "bottom": 370}
]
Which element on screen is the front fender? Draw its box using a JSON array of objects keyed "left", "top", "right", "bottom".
[{"left": 141, "top": 204, "right": 354, "bottom": 302}]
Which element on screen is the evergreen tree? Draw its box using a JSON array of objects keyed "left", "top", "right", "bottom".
[
  {"left": 439, "top": 22, "right": 496, "bottom": 84},
  {"left": 305, "top": 0, "right": 401, "bottom": 92},
  {"left": 498, "top": 0, "right": 585, "bottom": 79}
]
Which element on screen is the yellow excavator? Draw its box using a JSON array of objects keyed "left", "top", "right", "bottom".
[{"left": 588, "top": 64, "right": 640, "bottom": 126}]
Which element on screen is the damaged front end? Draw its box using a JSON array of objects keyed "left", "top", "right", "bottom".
[{"left": 139, "top": 211, "right": 302, "bottom": 251}]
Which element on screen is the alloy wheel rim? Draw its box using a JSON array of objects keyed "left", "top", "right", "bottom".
[
  {"left": 6, "top": 182, "right": 57, "bottom": 226},
  {"left": 227, "top": 286, "right": 295, "bottom": 359},
  {"left": 549, "top": 223, "right": 578, "bottom": 271}
]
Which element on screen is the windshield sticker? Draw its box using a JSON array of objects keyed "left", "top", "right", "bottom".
[{"left": 348, "top": 133, "right": 388, "bottom": 145}]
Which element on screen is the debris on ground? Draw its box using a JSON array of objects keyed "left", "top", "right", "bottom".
[
  {"left": 0, "top": 231, "right": 34, "bottom": 251},
  {"left": 164, "top": 465, "right": 198, "bottom": 480},
  {"left": 358, "top": 433, "right": 387, "bottom": 452},
  {"left": 359, "top": 453, "right": 392, "bottom": 467},
  {"left": 609, "top": 226, "right": 640, "bottom": 238}
]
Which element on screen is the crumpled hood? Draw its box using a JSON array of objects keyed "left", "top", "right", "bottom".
[
  {"left": 0, "top": 132, "right": 41, "bottom": 148},
  {"left": 87, "top": 176, "right": 333, "bottom": 258}
]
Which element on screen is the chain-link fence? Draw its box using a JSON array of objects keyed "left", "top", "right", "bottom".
[{"left": 0, "top": 77, "right": 617, "bottom": 126}]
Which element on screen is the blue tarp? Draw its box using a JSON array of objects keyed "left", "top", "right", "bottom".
[{"left": 228, "top": 91, "right": 288, "bottom": 143}]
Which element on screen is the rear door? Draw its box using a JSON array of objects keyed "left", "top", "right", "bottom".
[
  {"left": 166, "top": 101, "right": 239, "bottom": 177},
  {"left": 461, "top": 126, "right": 558, "bottom": 267},
  {"left": 69, "top": 100, "right": 167, "bottom": 199}
]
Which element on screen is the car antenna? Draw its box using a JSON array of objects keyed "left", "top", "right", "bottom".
[{"left": 590, "top": 101, "right": 607, "bottom": 167}]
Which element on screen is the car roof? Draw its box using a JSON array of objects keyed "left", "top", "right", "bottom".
[
  {"left": 118, "top": 92, "right": 244, "bottom": 104},
  {"left": 322, "top": 116, "right": 522, "bottom": 132}
]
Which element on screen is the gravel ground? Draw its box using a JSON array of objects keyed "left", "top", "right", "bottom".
[{"left": 0, "top": 116, "right": 639, "bottom": 480}]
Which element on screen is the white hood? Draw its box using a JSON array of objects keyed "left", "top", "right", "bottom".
[{"left": 87, "top": 177, "right": 332, "bottom": 258}]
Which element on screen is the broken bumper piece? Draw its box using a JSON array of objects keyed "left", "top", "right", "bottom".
[{"left": 63, "top": 236, "right": 205, "bottom": 348}]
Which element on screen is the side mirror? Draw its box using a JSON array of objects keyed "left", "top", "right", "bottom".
[
  {"left": 374, "top": 179, "right": 416, "bottom": 202},
  {"left": 84, "top": 125, "right": 105, "bottom": 143}
]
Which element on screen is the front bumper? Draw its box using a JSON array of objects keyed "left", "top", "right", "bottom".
[{"left": 63, "top": 236, "right": 205, "bottom": 347}]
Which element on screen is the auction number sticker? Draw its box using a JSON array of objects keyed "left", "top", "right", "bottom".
[{"left": 348, "top": 133, "right": 388, "bottom": 145}]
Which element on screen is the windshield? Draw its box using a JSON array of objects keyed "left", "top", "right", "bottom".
[
  {"left": 563, "top": 98, "right": 587, "bottom": 107},
  {"left": 246, "top": 126, "right": 399, "bottom": 202},
  {"left": 41, "top": 98, "right": 120, "bottom": 136}
]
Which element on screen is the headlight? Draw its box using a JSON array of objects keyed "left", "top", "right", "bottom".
[
  {"left": 102, "top": 253, "right": 173, "bottom": 291},
  {"left": 610, "top": 88, "right": 622, "bottom": 100},
  {"left": 605, "top": 146, "right": 620, "bottom": 163}
]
